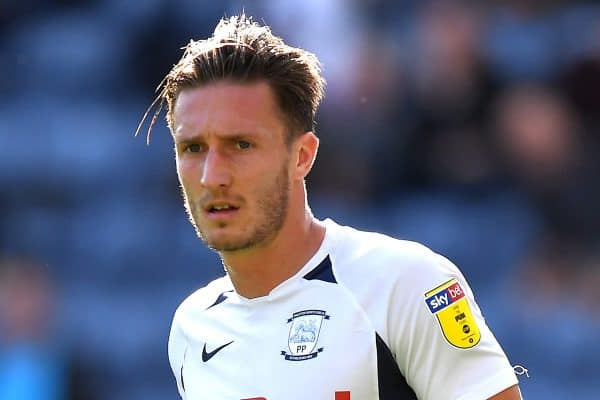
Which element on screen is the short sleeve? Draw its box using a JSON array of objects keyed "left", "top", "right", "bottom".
[
  {"left": 168, "top": 309, "right": 187, "bottom": 400},
  {"left": 389, "top": 251, "right": 518, "bottom": 400}
]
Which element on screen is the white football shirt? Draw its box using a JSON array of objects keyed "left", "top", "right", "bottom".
[{"left": 168, "top": 219, "right": 518, "bottom": 399}]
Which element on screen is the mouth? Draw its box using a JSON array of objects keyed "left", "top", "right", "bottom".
[{"left": 204, "top": 202, "right": 240, "bottom": 218}]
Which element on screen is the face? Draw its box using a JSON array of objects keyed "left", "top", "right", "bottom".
[{"left": 172, "top": 81, "right": 292, "bottom": 252}]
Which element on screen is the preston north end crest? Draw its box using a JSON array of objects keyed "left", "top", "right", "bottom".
[{"left": 281, "top": 309, "right": 330, "bottom": 361}]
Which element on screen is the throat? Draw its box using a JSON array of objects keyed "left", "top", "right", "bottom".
[{"left": 222, "top": 219, "right": 326, "bottom": 299}]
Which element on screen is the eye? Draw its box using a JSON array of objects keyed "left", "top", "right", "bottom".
[
  {"left": 236, "top": 140, "right": 252, "bottom": 150},
  {"left": 184, "top": 144, "right": 202, "bottom": 153}
]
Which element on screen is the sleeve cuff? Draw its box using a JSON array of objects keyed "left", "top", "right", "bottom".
[{"left": 456, "top": 367, "right": 519, "bottom": 400}]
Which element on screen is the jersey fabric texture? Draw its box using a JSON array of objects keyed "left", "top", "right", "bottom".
[{"left": 168, "top": 219, "right": 518, "bottom": 399}]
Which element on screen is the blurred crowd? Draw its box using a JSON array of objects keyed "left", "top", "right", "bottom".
[{"left": 1, "top": 0, "right": 599, "bottom": 398}]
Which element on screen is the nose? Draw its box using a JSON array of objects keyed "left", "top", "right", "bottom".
[{"left": 200, "top": 148, "right": 232, "bottom": 189}]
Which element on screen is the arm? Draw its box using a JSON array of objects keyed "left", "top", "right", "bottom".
[
  {"left": 489, "top": 384, "right": 522, "bottom": 400},
  {"left": 168, "top": 309, "right": 187, "bottom": 400},
  {"left": 387, "top": 248, "right": 520, "bottom": 399}
]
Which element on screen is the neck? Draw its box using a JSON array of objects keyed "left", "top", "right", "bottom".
[{"left": 220, "top": 208, "right": 326, "bottom": 299}]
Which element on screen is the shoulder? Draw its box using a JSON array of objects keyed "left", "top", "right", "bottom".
[
  {"left": 173, "top": 275, "right": 233, "bottom": 322},
  {"left": 324, "top": 222, "right": 517, "bottom": 400},
  {"left": 326, "top": 220, "right": 458, "bottom": 287},
  {"left": 325, "top": 220, "right": 470, "bottom": 343},
  {"left": 167, "top": 278, "right": 232, "bottom": 398}
]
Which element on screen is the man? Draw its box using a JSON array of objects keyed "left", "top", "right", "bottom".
[{"left": 142, "top": 14, "right": 522, "bottom": 399}]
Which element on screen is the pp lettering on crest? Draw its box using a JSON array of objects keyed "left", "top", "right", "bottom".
[{"left": 281, "top": 309, "right": 329, "bottom": 361}]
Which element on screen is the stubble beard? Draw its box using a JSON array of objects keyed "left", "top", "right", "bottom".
[{"left": 183, "top": 164, "right": 290, "bottom": 253}]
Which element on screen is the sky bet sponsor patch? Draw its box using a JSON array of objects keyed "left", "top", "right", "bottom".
[{"left": 424, "top": 278, "right": 480, "bottom": 349}]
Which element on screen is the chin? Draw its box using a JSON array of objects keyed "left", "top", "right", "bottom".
[
  {"left": 206, "top": 240, "right": 251, "bottom": 252},
  {"left": 195, "top": 220, "right": 279, "bottom": 252},
  {"left": 200, "top": 232, "right": 250, "bottom": 252}
]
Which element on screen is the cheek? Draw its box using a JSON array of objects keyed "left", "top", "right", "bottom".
[
  {"left": 176, "top": 158, "right": 199, "bottom": 186},
  {"left": 255, "top": 161, "right": 289, "bottom": 196}
]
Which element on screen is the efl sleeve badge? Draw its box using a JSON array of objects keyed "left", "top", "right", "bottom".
[{"left": 424, "top": 278, "right": 481, "bottom": 349}]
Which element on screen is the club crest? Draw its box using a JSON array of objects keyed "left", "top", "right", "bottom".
[{"left": 281, "top": 309, "right": 329, "bottom": 361}]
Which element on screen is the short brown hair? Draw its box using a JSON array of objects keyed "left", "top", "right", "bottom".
[{"left": 138, "top": 14, "right": 326, "bottom": 144}]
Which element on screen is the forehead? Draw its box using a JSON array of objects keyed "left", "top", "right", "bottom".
[{"left": 172, "top": 81, "right": 287, "bottom": 141}]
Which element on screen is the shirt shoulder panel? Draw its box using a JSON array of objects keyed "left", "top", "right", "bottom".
[
  {"left": 325, "top": 222, "right": 446, "bottom": 315},
  {"left": 324, "top": 220, "right": 517, "bottom": 400},
  {"left": 176, "top": 275, "right": 233, "bottom": 316}
]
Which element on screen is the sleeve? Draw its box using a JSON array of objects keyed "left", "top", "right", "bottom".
[
  {"left": 390, "top": 250, "right": 518, "bottom": 400},
  {"left": 168, "top": 309, "right": 187, "bottom": 400}
]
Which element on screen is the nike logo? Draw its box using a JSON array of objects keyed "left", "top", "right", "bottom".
[{"left": 202, "top": 340, "right": 234, "bottom": 362}]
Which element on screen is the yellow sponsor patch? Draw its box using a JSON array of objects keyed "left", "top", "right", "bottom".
[{"left": 424, "top": 278, "right": 480, "bottom": 349}]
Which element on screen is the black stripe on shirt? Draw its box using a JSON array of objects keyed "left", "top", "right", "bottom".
[{"left": 376, "top": 333, "right": 417, "bottom": 399}]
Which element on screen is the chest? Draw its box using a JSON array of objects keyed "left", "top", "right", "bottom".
[{"left": 180, "top": 289, "right": 379, "bottom": 399}]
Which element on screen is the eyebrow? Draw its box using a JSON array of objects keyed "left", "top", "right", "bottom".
[
  {"left": 173, "top": 135, "right": 201, "bottom": 145},
  {"left": 174, "top": 130, "right": 260, "bottom": 144}
]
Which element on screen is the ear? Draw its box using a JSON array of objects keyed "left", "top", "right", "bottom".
[{"left": 292, "top": 131, "right": 319, "bottom": 181}]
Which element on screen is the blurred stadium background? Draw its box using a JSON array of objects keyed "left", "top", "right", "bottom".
[{"left": 1, "top": 0, "right": 600, "bottom": 398}]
